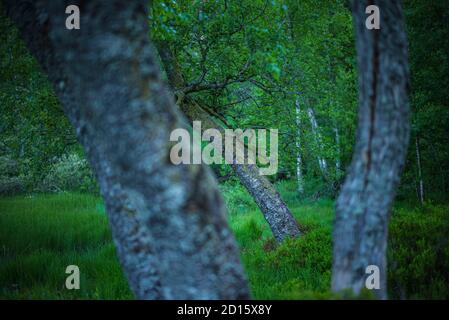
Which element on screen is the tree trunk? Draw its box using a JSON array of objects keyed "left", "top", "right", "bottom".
[
  {"left": 415, "top": 136, "right": 424, "bottom": 205},
  {"left": 307, "top": 107, "right": 328, "bottom": 177},
  {"left": 332, "top": 0, "right": 410, "bottom": 299},
  {"left": 156, "top": 45, "right": 301, "bottom": 242},
  {"left": 5, "top": 0, "right": 250, "bottom": 299},
  {"left": 184, "top": 98, "right": 301, "bottom": 242},
  {"left": 334, "top": 126, "right": 341, "bottom": 176},
  {"left": 295, "top": 96, "right": 305, "bottom": 194}
]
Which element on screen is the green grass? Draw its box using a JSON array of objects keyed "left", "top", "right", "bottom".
[
  {"left": 1, "top": 182, "right": 448, "bottom": 299},
  {"left": 0, "top": 193, "right": 132, "bottom": 299}
]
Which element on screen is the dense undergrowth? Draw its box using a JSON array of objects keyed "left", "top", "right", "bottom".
[{"left": 1, "top": 181, "right": 448, "bottom": 299}]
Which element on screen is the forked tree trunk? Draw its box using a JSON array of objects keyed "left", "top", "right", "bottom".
[
  {"left": 332, "top": 0, "right": 410, "bottom": 299},
  {"left": 6, "top": 0, "right": 250, "bottom": 299},
  {"left": 156, "top": 45, "right": 301, "bottom": 242}
]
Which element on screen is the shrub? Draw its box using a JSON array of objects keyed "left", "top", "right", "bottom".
[
  {"left": 220, "top": 182, "right": 257, "bottom": 214},
  {"left": 39, "top": 153, "right": 98, "bottom": 193},
  {"left": 0, "top": 156, "right": 26, "bottom": 196},
  {"left": 388, "top": 204, "right": 449, "bottom": 299},
  {"left": 275, "top": 180, "right": 301, "bottom": 204},
  {"left": 0, "top": 156, "right": 19, "bottom": 177},
  {"left": 0, "top": 176, "right": 25, "bottom": 196}
]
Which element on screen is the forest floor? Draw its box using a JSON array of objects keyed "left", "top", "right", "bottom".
[{"left": 1, "top": 181, "right": 448, "bottom": 299}]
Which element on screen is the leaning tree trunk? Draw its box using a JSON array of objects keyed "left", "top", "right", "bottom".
[
  {"left": 5, "top": 0, "right": 250, "bottom": 299},
  {"left": 156, "top": 45, "right": 301, "bottom": 242},
  {"left": 332, "top": 0, "right": 410, "bottom": 299},
  {"left": 183, "top": 98, "right": 301, "bottom": 242}
]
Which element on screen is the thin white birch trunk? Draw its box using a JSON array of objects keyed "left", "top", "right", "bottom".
[
  {"left": 415, "top": 136, "right": 424, "bottom": 205},
  {"left": 334, "top": 126, "right": 341, "bottom": 175},
  {"left": 295, "top": 97, "right": 304, "bottom": 194},
  {"left": 307, "top": 107, "right": 328, "bottom": 176}
]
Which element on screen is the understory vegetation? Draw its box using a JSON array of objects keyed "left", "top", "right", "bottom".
[{"left": 1, "top": 183, "right": 448, "bottom": 299}]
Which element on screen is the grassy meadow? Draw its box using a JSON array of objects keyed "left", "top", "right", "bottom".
[{"left": 1, "top": 181, "right": 448, "bottom": 299}]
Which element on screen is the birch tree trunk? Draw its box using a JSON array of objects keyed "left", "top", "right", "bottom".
[
  {"left": 334, "top": 126, "right": 341, "bottom": 176},
  {"left": 332, "top": 0, "right": 410, "bottom": 299},
  {"left": 307, "top": 107, "right": 328, "bottom": 177},
  {"left": 295, "top": 97, "right": 305, "bottom": 194},
  {"left": 5, "top": 0, "right": 250, "bottom": 299},
  {"left": 415, "top": 136, "right": 424, "bottom": 205}
]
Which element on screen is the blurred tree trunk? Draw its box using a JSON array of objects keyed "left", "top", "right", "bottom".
[
  {"left": 156, "top": 44, "right": 301, "bottom": 242},
  {"left": 332, "top": 0, "right": 410, "bottom": 299},
  {"left": 5, "top": 0, "right": 250, "bottom": 299}
]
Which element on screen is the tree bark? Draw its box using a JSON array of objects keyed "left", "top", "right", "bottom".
[
  {"left": 332, "top": 0, "right": 410, "bottom": 299},
  {"left": 334, "top": 126, "right": 341, "bottom": 176},
  {"left": 307, "top": 107, "right": 328, "bottom": 177},
  {"left": 156, "top": 45, "right": 301, "bottom": 242},
  {"left": 295, "top": 96, "right": 305, "bottom": 194},
  {"left": 232, "top": 163, "right": 301, "bottom": 242},
  {"left": 415, "top": 136, "right": 424, "bottom": 205},
  {"left": 5, "top": 0, "right": 250, "bottom": 299}
]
